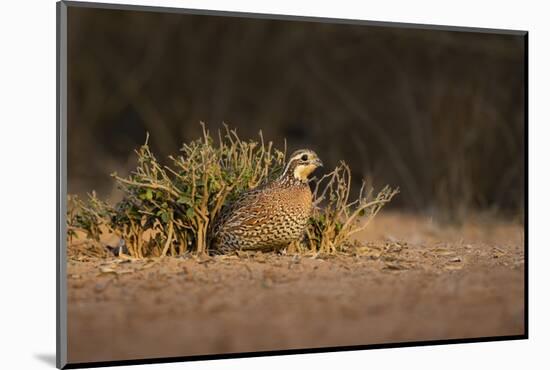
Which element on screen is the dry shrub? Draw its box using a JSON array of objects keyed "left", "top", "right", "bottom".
[
  {"left": 68, "top": 124, "right": 397, "bottom": 257},
  {"left": 304, "top": 164, "right": 398, "bottom": 254}
]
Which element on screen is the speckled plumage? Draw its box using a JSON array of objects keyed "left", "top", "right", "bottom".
[{"left": 210, "top": 149, "right": 323, "bottom": 253}]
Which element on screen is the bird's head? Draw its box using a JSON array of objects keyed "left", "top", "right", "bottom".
[{"left": 282, "top": 149, "right": 323, "bottom": 182}]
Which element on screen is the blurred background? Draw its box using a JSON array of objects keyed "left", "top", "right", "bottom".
[{"left": 67, "top": 6, "right": 525, "bottom": 222}]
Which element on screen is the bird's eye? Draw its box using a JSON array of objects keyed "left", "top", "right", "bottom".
[{"left": 301, "top": 154, "right": 308, "bottom": 161}]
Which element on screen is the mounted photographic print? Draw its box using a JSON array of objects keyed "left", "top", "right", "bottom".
[{"left": 56, "top": 1, "right": 527, "bottom": 368}]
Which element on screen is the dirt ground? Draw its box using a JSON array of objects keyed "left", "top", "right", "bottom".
[{"left": 66, "top": 212, "right": 525, "bottom": 364}]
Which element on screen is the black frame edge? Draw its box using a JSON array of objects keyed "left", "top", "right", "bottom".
[
  {"left": 523, "top": 32, "right": 529, "bottom": 339},
  {"left": 62, "top": 0, "right": 527, "bottom": 35},
  {"left": 57, "top": 1, "right": 68, "bottom": 369},
  {"left": 63, "top": 335, "right": 527, "bottom": 369}
]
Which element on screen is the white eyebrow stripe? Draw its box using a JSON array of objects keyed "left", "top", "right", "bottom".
[
  {"left": 290, "top": 154, "right": 304, "bottom": 161},
  {"left": 289, "top": 150, "right": 312, "bottom": 161},
  {"left": 281, "top": 152, "right": 307, "bottom": 178}
]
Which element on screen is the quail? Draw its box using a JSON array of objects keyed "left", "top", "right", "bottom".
[{"left": 210, "top": 149, "right": 323, "bottom": 253}]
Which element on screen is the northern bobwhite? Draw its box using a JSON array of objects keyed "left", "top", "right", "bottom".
[{"left": 210, "top": 149, "right": 323, "bottom": 253}]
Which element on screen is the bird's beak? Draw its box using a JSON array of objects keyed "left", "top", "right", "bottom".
[{"left": 314, "top": 158, "right": 323, "bottom": 167}]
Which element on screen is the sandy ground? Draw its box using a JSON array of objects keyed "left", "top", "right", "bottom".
[{"left": 66, "top": 212, "right": 525, "bottom": 364}]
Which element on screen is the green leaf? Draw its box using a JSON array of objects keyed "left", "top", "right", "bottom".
[
  {"left": 177, "top": 194, "right": 193, "bottom": 206},
  {"left": 186, "top": 207, "right": 195, "bottom": 218},
  {"left": 139, "top": 189, "right": 154, "bottom": 200}
]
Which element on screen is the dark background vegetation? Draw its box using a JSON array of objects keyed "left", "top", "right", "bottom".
[{"left": 67, "top": 6, "right": 525, "bottom": 221}]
